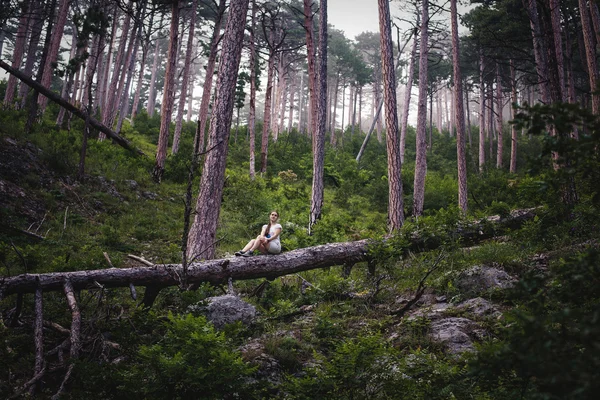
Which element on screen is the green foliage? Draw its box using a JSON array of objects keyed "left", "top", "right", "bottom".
[
  {"left": 469, "top": 249, "right": 600, "bottom": 399},
  {"left": 121, "top": 313, "right": 255, "bottom": 399}
]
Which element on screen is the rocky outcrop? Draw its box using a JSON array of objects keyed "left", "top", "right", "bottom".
[
  {"left": 454, "top": 265, "right": 516, "bottom": 296},
  {"left": 203, "top": 294, "right": 258, "bottom": 329}
]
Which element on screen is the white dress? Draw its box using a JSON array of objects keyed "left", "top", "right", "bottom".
[{"left": 263, "top": 223, "right": 282, "bottom": 254}]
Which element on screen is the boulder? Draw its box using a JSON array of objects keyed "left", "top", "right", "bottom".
[
  {"left": 456, "top": 297, "right": 501, "bottom": 318},
  {"left": 204, "top": 294, "right": 258, "bottom": 329},
  {"left": 455, "top": 265, "right": 516, "bottom": 295},
  {"left": 429, "top": 317, "right": 479, "bottom": 354}
]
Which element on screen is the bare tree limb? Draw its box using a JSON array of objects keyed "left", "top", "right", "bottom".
[{"left": 0, "top": 59, "right": 146, "bottom": 157}]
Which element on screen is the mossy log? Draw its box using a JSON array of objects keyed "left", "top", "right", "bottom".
[{"left": 0, "top": 241, "right": 370, "bottom": 298}]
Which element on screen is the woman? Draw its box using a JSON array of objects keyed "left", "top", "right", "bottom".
[{"left": 235, "top": 211, "right": 282, "bottom": 257}]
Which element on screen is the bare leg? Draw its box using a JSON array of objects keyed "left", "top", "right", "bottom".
[
  {"left": 242, "top": 239, "right": 256, "bottom": 252},
  {"left": 249, "top": 236, "right": 268, "bottom": 254}
]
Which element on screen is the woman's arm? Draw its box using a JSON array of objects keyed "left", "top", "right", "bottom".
[{"left": 268, "top": 227, "right": 282, "bottom": 241}]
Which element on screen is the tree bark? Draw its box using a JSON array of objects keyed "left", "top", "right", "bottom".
[
  {"left": 413, "top": 0, "right": 429, "bottom": 218},
  {"left": 153, "top": 0, "right": 181, "bottom": 182},
  {"left": 303, "top": 0, "right": 317, "bottom": 137},
  {"left": 510, "top": 59, "right": 518, "bottom": 173},
  {"left": 172, "top": 0, "right": 198, "bottom": 154},
  {"left": 18, "top": 0, "right": 45, "bottom": 107},
  {"left": 37, "top": 0, "right": 70, "bottom": 115},
  {"left": 309, "top": 0, "right": 328, "bottom": 233},
  {"left": 451, "top": 0, "right": 468, "bottom": 213},
  {"left": 4, "top": 0, "right": 32, "bottom": 107},
  {"left": 496, "top": 63, "right": 504, "bottom": 169},
  {"left": 146, "top": 29, "right": 162, "bottom": 117},
  {"left": 400, "top": 25, "right": 418, "bottom": 164},
  {"left": 102, "top": 1, "right": 133, "bottom": 129},
  {"left": 378, "top": 0, "right": 405, "bottom": 231},
  {"left": 260, "top": 44, "right": 276, "bottom": 173},
  {"left": 186, "top": 0, "right": 250, "bottom": 261},
  {"left": 195, "top": 0, "right": 227, "bottom": 155},
  {"left": 579, "top": 0, "right": 600, "bottom": 113},
  {"left": 248, "top": 0, "right": 258, "bottom": 179}
]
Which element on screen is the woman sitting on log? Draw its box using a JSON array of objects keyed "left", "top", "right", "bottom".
[{"left": 235, "top": 211, "right": 282, "bottom": 257}]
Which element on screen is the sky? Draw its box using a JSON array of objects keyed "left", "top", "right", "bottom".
[{"left": 328, "top": 0, "right": 382, "bottom": 40}]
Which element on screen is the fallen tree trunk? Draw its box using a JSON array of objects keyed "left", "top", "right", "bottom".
[
  {"left": 0, "top": 208, "right": 540, "bottom": 299},
  {"left": 0, "top": 60, "right": 145, "bottom": 157},
  {"left": 0, "top": 240, "right": 370, "bottom": 297}
]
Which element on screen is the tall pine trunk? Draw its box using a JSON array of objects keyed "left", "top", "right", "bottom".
[
  {"left": 195, "top": 0, "right": 227, "bottom": 154},
  {"left": 451, "top": 0, "right": 468, "bottom": 213},
  {"left": 309, "top": 0, "right": 328, "bottom": 232},
  {"left": 378, "top": 0, "right": 404, "bottom": 231},
  {"left": 187, "top": 0, "right": 250, "bottom": 261},
  {"left": 153, "top": 0, "right": 180, "bottom": 182},
  {"left": 400, "top": 22, "right": 418, "bottom": 163},
  {"left": 413, "top": 0, "right": 429, "bottom": 218},
  {"left": 37, "top": 0, "right": 70, "bottom": 114},
  {"left": 248, "top": 0, "right": 258, "bottom": 180},
  {"left": 172, "top": 0, "right": 198, "bottom": 154}
]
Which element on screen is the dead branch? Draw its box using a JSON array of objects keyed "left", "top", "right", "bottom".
[
  {"left": 126, "top": 254, "right": 155, "bottom": 267},
  {"left": 32, "top": 286, "right": 44, "bottom": 395},
  {"left": 391, "top": 252, "right": 446, "bottom": 318},
  {"left": 52, "top": 280, "right": 81, "bottom": 399},
  {"left": 0, "top": 60, "right": 146, "bottom": 157},
  {"left": 43, "top": 320, "right": 71, "bottom": 335}
]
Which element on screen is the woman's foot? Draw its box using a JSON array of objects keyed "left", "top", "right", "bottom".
[
  {"left": 234, "top": 250, "right": 245, "bottom": 256},
  {"left": 241, "top": 250, "right": 254, "bottom": 257}
]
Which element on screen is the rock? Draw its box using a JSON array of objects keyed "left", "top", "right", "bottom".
[
  {"left": 455, "top": 265, "right": 516, "bottom": 295},
  {"left": 141, "top": 191, "right": 159, "bottom": 200},
  {"left": 429, "top": 317, "right": 479, "bottom": 354},
  {"left": 124, "top": 179, "right": 139, "bottom": 190},
  {"left": 456, "top": 297, "right": 501, "bottom": 318},
  {"left": 204, "top": 294, "right": 257, "bottom": 329}
]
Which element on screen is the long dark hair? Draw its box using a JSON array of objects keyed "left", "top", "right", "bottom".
[{"left": 265, "top": 210, "right": 279, "bottom": 236}]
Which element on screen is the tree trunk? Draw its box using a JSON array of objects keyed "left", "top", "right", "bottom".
[
  {"left": 146, "top": 29, "right": 162, "bottom": 117},
  {"left": 288, "top": 73, "right": 295, "bottom": 133},
  {"left": 400, "top": 24, "right": 418, "bottom": 163},
  {"left": 413, "top": 0, "right": 429, "bottom": 218},
  {"left": 131, "top": 36, "right": 150, "bottom": 123},
  {"left": 195, "top": 0, "right": 227, "bottom": 155},
  {"left": 153, "top": 0, "right": 180, "bottom": 182},
  {"left": 510, "top": 60, "right": 518, "bottom": 173},
  {"left": 4, "top": 0, "right": 32, "bottom": 107},
  {"left": 378, "top": 0, "right": 405, "bottom": 231},
  {"left": 186, "top": 0, "right": 250, "bottom": 261},
  {"left": 579, "top": 0, "right": 600, "bottom": 113},
  {"left": 309, "top": 0, "right": 328, "bottom": 233},
  {"left": 260, "top": 45, "right": 276, "bottom": 174},
  {"left": 330, "top": 71, "right": 340, "bottom": 145},
  {"left": 97, "top": 3, "right": 119, "bottom": 120},
  {"left": 523, "top": 0, "right": 550, "bottom": 103},
  {"left": 17, "top": 0, "right": 45, "bottom": 107},
  {"left": 304, "top": 0, "right": 317, "bottom": 137},
  {"left": 102, "top": 1, "right": 133, "bottom": 129},
  {"left": 172, "top": 0, "right": 198, "bottom": 154},
  {"left": 116, "top": 1, "right": 147, "bottom": 133},
  {"left": 496, "top": 63, "right": 504, "bottom": 169},
  {"left": 37, "top": 0, "right": 70, "bottom": 115},
  {"left": 248, "top": 0, "right": 258, "bottom": 180},
  {"left": 451, "top": 0, "right": 468, "bottom": 213}
]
